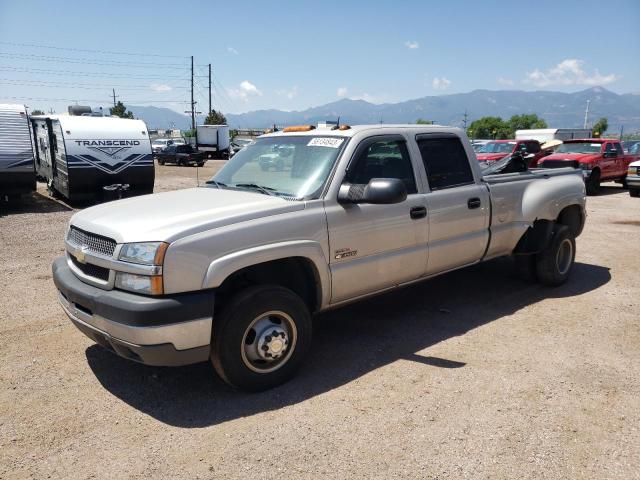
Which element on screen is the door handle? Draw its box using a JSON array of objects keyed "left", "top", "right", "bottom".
[
  {"left": 410, "top": 206, "right": 427, "bottom": 219},
  {"left": 467, "top": 197, "right": 481, "bottom": 209}
]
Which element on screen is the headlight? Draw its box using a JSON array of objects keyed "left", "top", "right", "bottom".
[
  {"left": 119, "top": 242, "right": 168, "bottom": 265},
  {"left": 629, "top": 167, "right": 639, "bottom": 176},
  {"left": 115, "top": 272, "right": 163, "bottom": 295}
]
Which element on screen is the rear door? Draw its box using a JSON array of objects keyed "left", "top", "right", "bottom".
[{"left": 416, "top": 134, "right": 490, "bottom": 274}]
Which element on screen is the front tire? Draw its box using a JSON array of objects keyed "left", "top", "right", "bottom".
[
  {"left": 535, "top": 225, "right": 575, "bottom": 287},
  {"left": 630, "top": 189, "right": 640, "bottom": 198},
  {"left": 210, "top": 285, "right": 312, "bottom": 391},
  {"left": 586, "top": 170, "right": 600, "bottom": 195}
]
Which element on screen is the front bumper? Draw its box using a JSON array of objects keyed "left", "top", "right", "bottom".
[
  {"left": 52, "top": 256, "right": 213, "bottom": 366},
  {"left": 626, "top": 175, "right": 640, "bottom": 189}
]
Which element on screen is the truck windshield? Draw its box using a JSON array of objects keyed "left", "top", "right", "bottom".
[
  {"left": 479, "top": 142, "right": 515, "bottom": 153},
  {"left": 207, "top": 136, "right": 347, "bottom": 199},
  {"left": 555, "top": 142, "right": 602, "bottom": 154}
]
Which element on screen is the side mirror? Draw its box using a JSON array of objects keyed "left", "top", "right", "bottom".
[{"left": 338, "top": 178, "right": 408, "bottom": 204}]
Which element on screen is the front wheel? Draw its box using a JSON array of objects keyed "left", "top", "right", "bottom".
[
  {"left": 535, "top": 225, "right": 575, "bottom": 287},
  {"left": 586, "top": 170, "right": 600, "bottom": 195},
  {"left": 210, "top": 285, "right": 312, "bottom": 391}
]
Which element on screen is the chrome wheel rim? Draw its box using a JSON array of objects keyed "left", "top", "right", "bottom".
[
  {"left": 556, "top": 238, "right": 573, "bottom": 275},
  {"left": 241, "top": 311, "right": 297, "bottom": 373}
]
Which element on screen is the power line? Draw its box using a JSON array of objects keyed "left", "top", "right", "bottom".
[
  {"left": 0, "top": 79, "right": 189, "bottom": 91},
  {"left": 0, "top": 40, "right": 188, "bottom": 58},
  {"left": 0, "top": 66, "right": 189, "bottom": 79},
  {"left": 0, "top": 52, "right": 188, "bottom": 69},
  {"left": 1, "top": 95, "right": 189, "bottom": 104}
]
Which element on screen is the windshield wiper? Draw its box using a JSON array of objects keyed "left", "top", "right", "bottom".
[
  {"left": 234, "top": 183, "right": 278, "bottom": 196},
  {"left": 204, "top": 180, "right": 227, "bottom": 188}
]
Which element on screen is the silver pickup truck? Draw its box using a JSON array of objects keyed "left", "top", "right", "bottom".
[{"left": 53, "top": 124, "right": 586, "bottom": 391}]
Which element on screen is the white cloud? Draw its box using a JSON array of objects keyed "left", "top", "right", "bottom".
[
  {"left": 405, "top": 40, "right": 419, "bottom": 49},
  {"left": 150, "top": 83, "right": 172, "bottom": 92},
  {"left": 432, "top": 77, "right": 451, "bottom": 90},
  {"left": 498, "top": 77, "right": 514, "bottom": 86},
  {"left": 524, "top": 59, "right": 618, "bottom": 87},
  {"left": 227, "top": 46, "right": 239, "bottom": 55},
  {"left": 337, "top": 86, "right": 348, "bottom": 97},
  {"left": 276, "top": 85, "right": 299, "bottom": 100},
  {"left": 228, "top": 80, "right": 262, "bottom": 101}
]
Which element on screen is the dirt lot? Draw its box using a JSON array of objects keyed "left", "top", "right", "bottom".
[{"left": 1, "top": 164, "right": 639, "bottom": 479}]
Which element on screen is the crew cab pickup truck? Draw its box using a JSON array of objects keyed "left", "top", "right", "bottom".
[
  {"left": 156, "top": 144, "right": 206, "bottom": 167},
  {"left": 476, "top": 139, "right": 547, "bottom": 166},
  {"left": 538, "top": 139, "right": 638, "bottom": 195},
  {"left": 52, "top": 124, "right": 586, "bottom": 391}
]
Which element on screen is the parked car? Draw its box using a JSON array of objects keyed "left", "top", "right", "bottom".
[
  {"left": 151, "top": 138, "right": 185, "bottom": 154},
  {"left": 53, "top": 124, "right": 586, "bottom": 391},
  {"left": 622, "top": 140, "right": 640, "bottom": 155},
  {"left": 476, "top": 139, "right": 547, "bottom": 166},
  {"left": 156, "top": 144, "right": 206, "bottom": 166},
  {"left": 627, "top": 159, "right": 640, "bottom": 197},
  {"left": 230, "top": 138, "right": 252, "bottom": 157},
  {"left": 471, "top": 139, "right": 491, "bottom": 152},
  {"left": 538, "top": 139, "right": 639, "bottom": 195}
]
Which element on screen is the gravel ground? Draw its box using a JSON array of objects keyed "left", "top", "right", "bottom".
[{"left": 1, "top": 165, "right": 639, "bottom": 479}]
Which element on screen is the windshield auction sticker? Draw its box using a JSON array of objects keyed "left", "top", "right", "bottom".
[{"left": 307, "top": 138, "right": 344, "bottom": 148}]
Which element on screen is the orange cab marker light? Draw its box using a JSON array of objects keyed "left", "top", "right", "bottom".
[
  {"left": 283, "top": 125, "right": 316, "bottom": 132},
  {"left": 338, "top": 125, "right": 351, "bottom": 130},
  {"left": 154, "top": 242, "right": 169, "bottom": 265}
]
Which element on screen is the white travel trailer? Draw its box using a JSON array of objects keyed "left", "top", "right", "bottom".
[
  {"left": 196, "top": 124, "right": 230, "bottom": 158},
  {"left": 31, "top": 115, "right": 154, "bottom": 201},
  {"left": 515, "top": 128, "right": 592, "bottom": 143},
  {"left": 0, "top": 104, "right": 36, "bottom": 198}
]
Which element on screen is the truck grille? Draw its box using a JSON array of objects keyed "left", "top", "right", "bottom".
[
  {"left": 69, "top": 254, "right": 110, "bottom": 281},
  {"left": 67, "top": 226, "right": 116, "bottom": 257}
]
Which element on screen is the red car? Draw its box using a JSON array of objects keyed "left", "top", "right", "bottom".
[
  {"left": 538, "top": 139, "right": 638, "bottom": 195},
  {"left": 476, "top": 139, "right": 547, "bottom": 166}
]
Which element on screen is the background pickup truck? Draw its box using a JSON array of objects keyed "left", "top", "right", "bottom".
[
  {"left": 53, "top": 124, "right": 586, "bottom": 391},
  {"left": 539, "top": 138, "right": 639, "bottom": 195},
  {"left": 476, "top": 139, "right": 547, "bottom": 166},
  {"left": 156, "top": 144, "right": 206, "bottom": 167}
]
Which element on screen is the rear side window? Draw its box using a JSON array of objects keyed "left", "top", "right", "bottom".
[
  {"left": 526, "top": 141, "right": 540, "bottom": 153},
  {"left": 614, "top": 143, "right": 624, "bottom": 156},
  {"left": 417, "top": 137, "right": 474, "bottom": 190},
  {"left": 176, "top": 145, "right": 193, "bottom": 153},
  {"left": 347, "top": 140, "right": 417, "bottom": 194}
]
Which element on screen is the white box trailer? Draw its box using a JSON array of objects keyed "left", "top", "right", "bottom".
[
  {"left": 515, "top": 128, "right": 593, "bottom": 143},
  {"left": 196, "top": 124, "right": 230, "bottom": 159},
  {"left": 0, "top": 104, "right": 36, "bottom": 198},
  {"left": 31, "top": 115, "right": 154, "bottom": 201}
]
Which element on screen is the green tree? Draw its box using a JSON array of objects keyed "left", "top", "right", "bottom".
[
  {"left": 507, "top": 114, "right": 547, "bottom": 133},
  {"left": 229, "top": 128, "right": 239, "bottom": 140},
  {"left": 30, "top": 109, "right": 45, "bottom": 116},
  {"left": 416, "top": 118, "right": 434, "bottom": 125},
  {"left": 467, "top": 116, "right": 510, "bottom": 139},
  {"left": 204, "top": 109, "right": 227, "bottom": 125},
  {"left": 592, "top": 117, "right": 608, "bottom": 137},
  {"left": 183, "top": 129, "right": 196, "bottom": 138},
  {"left": 109, "top": 101, "right": 134, "bottom": 119}
]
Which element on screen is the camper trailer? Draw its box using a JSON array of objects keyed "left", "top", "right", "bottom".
[
  {"left": 31, "top": 115, "right": 154, "bottom": 201},
  {"left": 0, "top": 104, "right": 36, "bottom": 198}
]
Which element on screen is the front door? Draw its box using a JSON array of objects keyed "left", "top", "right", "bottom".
[{"left": 326, "top": 136, "right": 428, "bottom": 303}]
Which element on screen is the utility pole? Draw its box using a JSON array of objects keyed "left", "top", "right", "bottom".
[
  {"left": 583, "top": 99, "right": 591, "bottom": 129},
  {"left": 208, "top": 63, "right": 212, "bottom": 116},
  {"left": 190, "top": 55, "right": 195, "bottom": 132},
  {"left": 462, "top": 110, "right": 469, "bottom": 130},
  {"left": 112, "top": 88, "right": 118, "bottom": 107}
]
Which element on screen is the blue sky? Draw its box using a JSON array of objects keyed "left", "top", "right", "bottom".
[{"left": 1, "top": 0, "right": 638, "bottom": 114}]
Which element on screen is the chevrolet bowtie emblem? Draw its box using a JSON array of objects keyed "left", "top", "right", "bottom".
[{"left": 76, "top": 246, "right": 89, "bottom": 264}]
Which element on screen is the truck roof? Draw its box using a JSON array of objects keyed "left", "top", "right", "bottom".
[
  {"left": 564, "top": 138, "right": 610, "bottom": 143},
  {"left": 261, "top": 124, "right": 459, "bottom": 139}
]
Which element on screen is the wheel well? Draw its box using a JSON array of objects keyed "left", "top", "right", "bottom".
[
  {"left": 557, "top": 204, "right": 584, "bottom": 237},
  {"left": 215, "top": 257, "right": 320, "bottom": 314}
]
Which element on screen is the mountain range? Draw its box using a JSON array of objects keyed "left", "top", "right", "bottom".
[{"left": 131, "top": 87, "right": 640, "bottom": 132}]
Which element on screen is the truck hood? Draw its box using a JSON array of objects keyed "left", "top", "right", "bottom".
[
  {"left": 476, "top": 153, "right": 510, "bottom": 162},
  {"left": 70, "top": 187, "right": 305, "bottom": 243},
  {"left": 543, "top": 153, "right": 601, "bottom": 164}
]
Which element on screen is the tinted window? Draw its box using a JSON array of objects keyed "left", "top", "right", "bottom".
[
  {"left": 346, "top": 140, "right": 417, "bottom": 194},
  {"left": 417, "top": 137, "right": 474, "bottom": 190},
  {"left": 614, "top": 143, "right": 624, "bottom": 156},
  {"left": 527, "top": 141, "right": 540, "bottom": 153},
  {"left": 176, "top": 145, "right": 194, "bottom": 153},
  {"left": 605, "top": 143, "right": 616, "bottom": 154}
]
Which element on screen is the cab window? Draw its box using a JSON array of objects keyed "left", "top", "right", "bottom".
[
  {"left": 417, "top": 136, "right": 474, "bottom": 190},
  {"left": 346, "top": 140, "right": 417, "bottom": 194}
]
